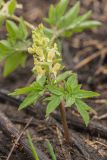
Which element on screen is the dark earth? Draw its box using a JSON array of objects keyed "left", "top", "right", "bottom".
[{"left": 0, "top": 0, "right": 107, "bottom": 160}]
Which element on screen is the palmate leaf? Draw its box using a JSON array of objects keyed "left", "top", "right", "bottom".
[
  {"left": 46, "top": 95, "right": 61, "bottom": 117},
  {"left": 75, "top": 99, "right": 92, "bottom": 126},
  {"left": 44, "top": 0, "right": 101, "bottom": 39},
  {"left": 64, "top": 74, "right": 99, "bottom": 125}
]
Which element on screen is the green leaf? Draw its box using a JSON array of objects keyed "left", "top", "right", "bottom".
[
  {"left": 0, "top": 40, "right": 12, "bottom": 61},
  {"left": 75, "top": 20, "right": 101, "bottom": 31},
  {"left": 0, "top": 40, "right": 11, "bottom": 52},
  {"left": 10, "top": 79, "right": 45, "bottom": 96},
  {"left": 19, "top": 92, "right": 39, "bottom": 110},
  {"left": 10, "top": 86, "right": 33, "bottom": 96},
  {"left": 32, "top": 81, "right": 44, "bottom": 91},
  {"left": 55, "top": 71, "right": 72, "bottom": 83},
  {"left": 66, "top": 10, "right": 92, "bottom": 31},
  {"left": 37, "top": 75, "right": 46, "bottom": 86},
  {"left": 46, "top": 96, "right": 61, "bottom": 116},
  {"left": 44, "top": 27, "right": 53, "bottom": 38},
  {"left": 44, "top": 18, "right": 51, "bottom": 24},
  {"left": 18, "top": 18, "right": 28, "bottom": 40},
  {"left": 62, "top": 30, "right": 73, "bottom": 37},
  {"left": 8, "top": 0, "right": 16, "bottom": 15},
  {"left": 65, "top": 94, "right": 75, "bottom": 107},
  {"left": 57, "top": 1, "right": 80, "bottom": 28},
  {"left": 75, "top": 99, "right": 92, "bottom": 126},
  {"left": 48, "top": 85, "right": 64, "bottom": 96},
  {"left": 46, "top": 139, "right": 57, "bottom": 160},
  {"left": 20, "top": 53, "right": 27, "bottom": 67},
  {"left": 6, "top": 20, "right": 18, "bottom": 38},
  {"left": 3, "top": 52, "right": 26, "bottom": 77},
  {"left": 27, "top": 133, "right": 39, "bottom": 160},
  {"left": 66, "top": 73, "right": 78, "bottom": 91},
  {"left": 56, "top": 0, "right": 69, "bottom": 19},
  {"left": 48, "top": 5, "right": 56, "bottom": 25},
  {"left": 75, "top": 90, "right": 100, "bottom": 99}
]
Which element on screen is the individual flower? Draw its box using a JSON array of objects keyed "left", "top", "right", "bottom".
[
  {"left": 33, "top": 65, "right": 45, "bottom": 79},
  {"left": 51, "top": 63, "right": 61, "bottom": 77},
  {"left": 47, "top": 48, "right": 55, "bottom": 62},
  {"left": 35, "top": 47, "right": 45, "bottom": 61}
]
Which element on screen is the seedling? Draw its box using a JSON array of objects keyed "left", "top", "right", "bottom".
[
  {"left": 27, "top": 133, "right": 57, "bottom": 160},
  {"left": 27, "top": 133, "right": 39, "bottom": 160},
  {"left": 10, "top": 22, "right": 100, "bottom": 141}
]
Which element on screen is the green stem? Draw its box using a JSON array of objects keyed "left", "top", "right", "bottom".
[
  {"left": 50, "top": 29, "right": 63, "bottom": 46},
  {"left": 7, "top": 15, "right": 35, "bottom": 30}
]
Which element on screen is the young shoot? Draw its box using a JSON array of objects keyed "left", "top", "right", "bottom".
[{"left": 27, "top": 133, "right": 57, "bottom": 160}]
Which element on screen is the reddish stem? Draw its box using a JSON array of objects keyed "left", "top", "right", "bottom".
[{"left": 59, "top": 101, "right": 70, "bottom": 141}]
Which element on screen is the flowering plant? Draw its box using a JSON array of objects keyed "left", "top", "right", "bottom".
[{"left": 11, "top": 24, "right": 99, "bottom": 140}]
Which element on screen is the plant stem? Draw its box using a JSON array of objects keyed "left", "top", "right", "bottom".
[
  {"left": 8, "top": 15, "right": 35, "bottom": 30},
  {"left": 59, "top": 101, "right": 70, "bottom": 141},
  {"left": 50, "top": 29, "right": 63, "bottom": 46}
]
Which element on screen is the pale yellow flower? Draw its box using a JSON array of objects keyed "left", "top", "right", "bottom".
[
  {"left": 28, "top": 24, "right": 63, "bottom": 80},
  {"left": 34, "top": 57, "right": 39, "bottom": 65},
  {"left": 33, "top": 65, "right": 45, "bottom": 79},
  {"left": 28, "top": 47, "right": 35, "bottom": 54},
  {"left": 51, "top": 63, "right": 61, "bottom": 77},
  {"left": 35, "top": 47, "right": 45, "bottom": 61},
  {"left": 47, "top": 49, "right": 55, "bottom": 62}
]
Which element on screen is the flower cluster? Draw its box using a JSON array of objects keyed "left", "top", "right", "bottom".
[{"left": 28, "top": 24, "right": 62, "bottom": 80}]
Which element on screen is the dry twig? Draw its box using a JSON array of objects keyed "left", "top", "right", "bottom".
[{"left": 6, "top": 117, "right": 33, "bottom": 160}]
